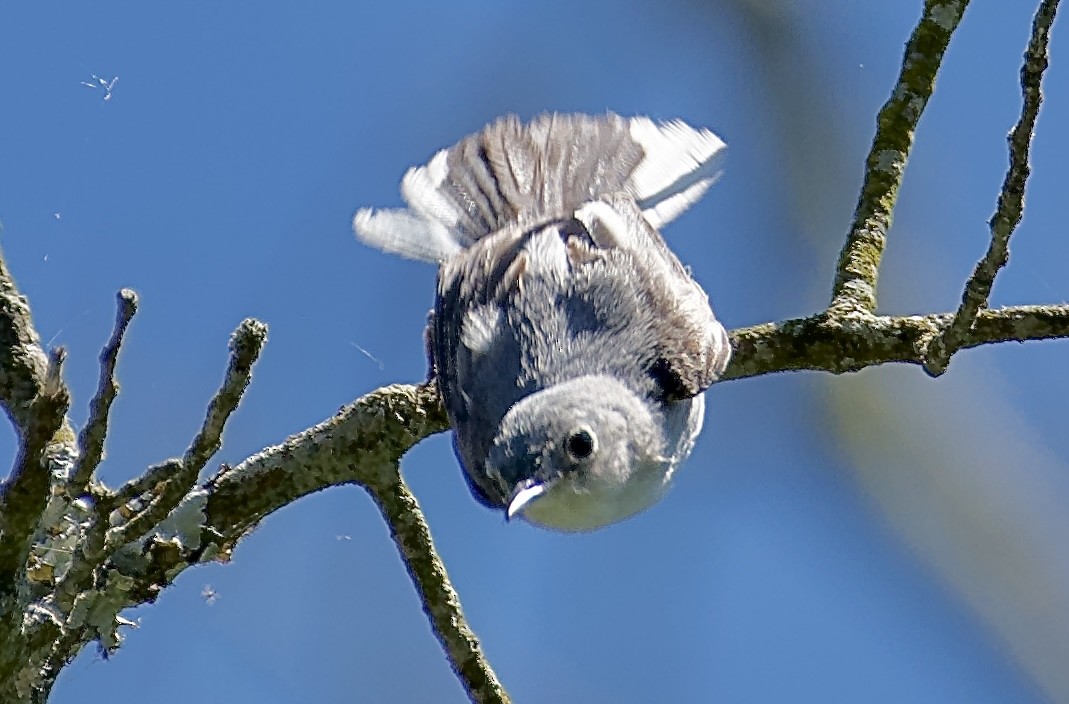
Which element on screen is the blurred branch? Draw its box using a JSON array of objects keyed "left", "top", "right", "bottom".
[
  {"left": 925, "top": 0, "right": 1060, "bottom": 374},
  {"left": 829, "top": 0, "right": 970, "bottom": 315}
]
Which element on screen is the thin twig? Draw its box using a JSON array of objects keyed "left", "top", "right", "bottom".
[
  {"left": 365, "top": 472, "right": 511, "bottom": 704},
  {"left": 184, "top": 318, "right": 267, "bottom": 472},
  {"left": 829, "top": 0, "right": 971, "bottom": 315},
  {"left": 69, "top": 289, "right": 139, "bottom": 494},
  {"left": 924, "top": 0, "right": 1060, "bottom": 375}
]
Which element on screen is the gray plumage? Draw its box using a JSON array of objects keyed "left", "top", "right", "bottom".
[{"left": 354, "top": 113, "right": 731, "bottom": 531}]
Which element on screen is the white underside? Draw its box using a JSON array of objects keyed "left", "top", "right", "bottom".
[{"left": 519, "top": 394, "right": 706, "bottom": 531}]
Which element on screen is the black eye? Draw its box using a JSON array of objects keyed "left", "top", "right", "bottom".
[{"left": 565, "top": 428, "right": 596, "bottom": 461}]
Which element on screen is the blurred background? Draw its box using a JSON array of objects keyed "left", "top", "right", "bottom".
[{"left": 2, "top": 1, "right": 1067, "bottom": 702}]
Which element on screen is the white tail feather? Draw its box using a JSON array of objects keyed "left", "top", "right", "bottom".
[
  {"left": 353, "top": 114, "right": 727, "bottom": 264},
  {"left": 400, "top": 149, "right": 466, "bottom": 232},
  {"left": 353, "top": 208, "right": 463, "bottom": 263},
  {"left": 626, "top": 117, "right": 726, "bottom": 228}
]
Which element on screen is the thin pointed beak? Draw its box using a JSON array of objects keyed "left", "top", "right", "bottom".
[{"left": 506, "top": 482, "right": 547, "bottom": 522}]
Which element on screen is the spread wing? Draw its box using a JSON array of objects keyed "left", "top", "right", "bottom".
[{"left": 353, "top": 113, "right": 726, "bottom": 262}]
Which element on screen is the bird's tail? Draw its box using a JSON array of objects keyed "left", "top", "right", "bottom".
[{"left": 353, "top": 113, "right": 726, "bottom": 263}]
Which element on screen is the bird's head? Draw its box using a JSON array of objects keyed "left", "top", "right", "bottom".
[{"left": 484, "top": 374, "right": 672, "bottom": 531}]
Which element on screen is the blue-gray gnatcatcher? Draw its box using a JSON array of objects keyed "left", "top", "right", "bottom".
[{"left": 353, "top": 113, "right": 731, "bottom": 531}]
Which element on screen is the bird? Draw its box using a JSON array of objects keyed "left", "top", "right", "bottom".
[{"left": 353, "top": 112, "right": 731, "bottom": 531}]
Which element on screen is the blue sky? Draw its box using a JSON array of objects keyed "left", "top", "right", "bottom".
[{"left": 3, "top": 2, "right": 1068, "bottom": 702}]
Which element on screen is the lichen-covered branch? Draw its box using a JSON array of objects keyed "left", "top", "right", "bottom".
[
  {"left": 0, "top": 251, "right": 49, "bottom": 433},
  {"left": 725, "top": 304, "right": 1069, "bottom": 380},
  {"left": 201, "top": 383, "right": 448, "bottom": 544},
  {"left": 366, "top": 474, "right": 511, "bottom": 704},
  {"left": 0, "top": 351, "right": 71, "bottom": 578},
  {"left": 924, "top": 0, "right": 1060, "bottom": 375},
  {"left": 3, "top": 298, "right": 1068, "bottom": 702},
  {"left": 0, "top": 256, "right": 79, "bottom": 700},
  {"left": 0, "top": 247, "right": 61, "bottom": 583},
  {"left": 829, "top": 0, "right": 970, "bottom": 315},
  {"left": 184, "top": 319, "right": 267, "bottom": 472},
  {"left": 0, "top": 315, "right": 267, "bottom": 702},
  {"left": 37, "top": 299, "right": 1065, "bottom": 696},
  {"left": 106, "top": 319, "right": 266, "bottom": 554},
  {"left": 69, "top": 289, "right": 139, "bottom": 495}
]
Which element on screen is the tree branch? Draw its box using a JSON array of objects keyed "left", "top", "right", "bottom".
[
  {"left": 725, "top": 304, "right": 1069, "bottom": 380},
  {"left": 924, "top": 0, "right": 1060, "bottom": 374},
  {"left": 0, "top": 351, "right": 71, "bottom": 578},
  {"left": 829, "top": 0, "right": 970, "bottom": 315},
  {"left": 69, "top": 289, "right": 139, "bottom": 495},
  {"left": 2, "top": 318, "right": 269, "bottom": 700},
  {"left": 366, "top": 473, "right": 511, "bottom": 704},
  {"left": 0, "top": 248, "right": 59, "bottom": 582},
  {"left": 0, "top": 350, "right": 73, "bottom": 701},
  {"left": 104, "top": 318, "right": 266, "bottom": 552},
  {"left": 0, "top": 250, "right": 49, "bottom": 434},
  {"left": 83, "top": 302, "right": 1069, "bottom": 700},
  {"left": 184, "top": 319, "right": 267, "bottom": 473}
]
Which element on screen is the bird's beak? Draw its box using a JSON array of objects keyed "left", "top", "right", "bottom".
[{"left": 506, "top": 482, "right": 547, "bottom": 522}]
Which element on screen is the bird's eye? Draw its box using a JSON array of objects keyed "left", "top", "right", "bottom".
[{"left": 565, "top": 428, "right": 596, "bottom": 461}]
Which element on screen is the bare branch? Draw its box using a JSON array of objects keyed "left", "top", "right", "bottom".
[
  {"left": 69, "top": 289, "right": 139, "bottom": 494},
  {"left": 0, "top": 350, "right": 71, "bottom": 577},
  {"left": 366, "top": 473, "right": 511, "bottom": 704},
  {"left": 106, "top": 319, "right": 267, "bottom": 550},
  {"left": 924, "top": 0, "right": 1060, "bottom": 375},
  {"left": 202, "top": 382, "right": 447, "bottom": 546},
  {"left": 0, "top": 250, "right": 49, "bottom": 434},
  {"left": 5, "top": 318, "right": 273, "bottom": 697},
  {"left": 110, "top": 457, "right": 190, "bottom": 509},
  {"left": 829, "top": 0, "right": 970, "bottom": 315},
  {"left": 14, "top": 297, "right": 1062, "bottom": 698},
  {"left": 103, "top": 460, "right": 187, "bottom": 552},
  {"left": 77, "top": 383, "right": 484, "bottom": 700},
  {"left": 0, "top": 385, "right": 448, "bottom": 700},
  {"left": 184, "top": 318, "right": 267, "bottom": 473},
  {"left": 725, "top": 304, "right": 1069, "bottom": 380}
]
